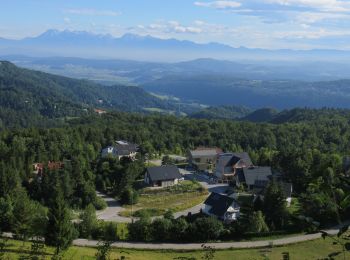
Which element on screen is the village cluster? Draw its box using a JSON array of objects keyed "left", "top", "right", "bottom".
[
  {"left": 101, "top": 141, "right": 293, "bottom": 223},
  {"left": 32, "top": 140, "right": 292, "bottom": 223}
]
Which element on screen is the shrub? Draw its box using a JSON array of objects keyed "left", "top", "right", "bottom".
[
  {"left": 94, "top": 196, "right": 107, "bottom": 210},
  {"left": 190, "top": 217, "right": 224, "bottom": 242},
  {"left": 120, "top": 189, "right": 139, "bottom": 205}
]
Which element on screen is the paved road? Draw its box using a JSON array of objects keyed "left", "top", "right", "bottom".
[
  {"left": 73, "top": 225, "right": 342, "bottom": 250},
  {"left": 2, "top": 225, "right": 342, "bottom": 250},
  {"left": 96, "top": 192, "right": 132, "bottom": 223}
]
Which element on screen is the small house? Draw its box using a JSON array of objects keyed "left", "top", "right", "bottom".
[
  {"left": 188, "top": 147, "right": 222, "bottom": 172},
  {"left": 236, "top": 166, "right": 293, "bottom": 206},
  {"left": 144, "top": 165, "right": 183, "bottom": 187},
  {"left": 202, "top": 192, "right": 240, "bottom": 223},
  {"left": 101, "top": 140, "right": 138, "bottom": 160}
]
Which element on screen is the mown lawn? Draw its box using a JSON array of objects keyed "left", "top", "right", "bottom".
[
  {"left": 120, "top": 181, "right": 208, "bottom": 217},
  {"left": 1, "top": 234, "right": 349, "bottom": 260}
]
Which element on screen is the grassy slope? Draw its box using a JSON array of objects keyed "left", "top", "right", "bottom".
[{"left": 2, "top": 235, "right": 349, "bottom": 260}]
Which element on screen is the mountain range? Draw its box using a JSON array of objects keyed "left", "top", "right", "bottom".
[{"left": 2, "top": 30, "right": 350, "bottom": 62}]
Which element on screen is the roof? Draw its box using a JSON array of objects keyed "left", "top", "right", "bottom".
[
  {"left": 231, "top": 152, "right": 253, "bottom": 166},
  {"left": 47, "top": 161, "right": 64, "bottom": 171},
  {"left": 115, "top": 141, "right": 138, "bottom": 155},
  {"left": 216, "top": 152, "right": 253, "bottom": 174},
  {"left": 146, "top": 165, "right": 182, "bottom": 182},
  {"left": 102, "top": 141, "right": 138, "bottom": 157},
  {"left": 204, "top": 193, "right": 236, "bottom": 217},
  {"left": 236, "top": 168, "right": 245, "bottom": 183},
  {"left": 252, "top": 181, "right": 293, "bottom": 198},
  {"left": 243, "top": 166, "right": 272, "bottom": 187},
  {"left": 190, "top": 147, "right": 222, "bottom": 157}
]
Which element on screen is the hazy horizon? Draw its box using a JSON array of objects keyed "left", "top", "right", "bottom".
[{"left": 2, "top": 0, "right": 350, "bottom": 51}]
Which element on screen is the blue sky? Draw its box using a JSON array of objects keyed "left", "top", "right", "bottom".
[{"left": 2, "top": 0, "right": 350, "bottom": 50}]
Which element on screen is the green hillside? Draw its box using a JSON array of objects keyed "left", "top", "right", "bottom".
[{"left": 0, "top": 61, "right": 173, "bottom": 128}]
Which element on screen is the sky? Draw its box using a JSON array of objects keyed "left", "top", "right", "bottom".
[{"left": 1, "top": 0, "right": 350, "bottom": 50}]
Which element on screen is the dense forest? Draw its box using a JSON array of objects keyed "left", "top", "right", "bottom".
[{"left": 1, "top": 87, "right": 350, "bottom": 252}]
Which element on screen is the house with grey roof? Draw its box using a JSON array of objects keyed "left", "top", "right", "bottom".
[
  {"left": 202, "top": 192, "right": 240, "bottom": 223},
  {"left": 214, "top": 152, "right": 253, "bottom": 182},
  {"left": 188, "top": 147, "right": 222, "bottom": 172},
  {"left": 236, "top": 166, "right": 293, "bottom": 206},
  {"left": 101, "top": 140, "right": 138, "bottom": 160},
  {"left": 144, "top": 165, "right": 183, "bottom": 187},
  {"left": 237, "top": 166, "right": 273, "bottom": 189}
]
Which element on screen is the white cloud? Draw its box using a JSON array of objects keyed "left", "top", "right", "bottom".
[
  {"left": 63, "top": 17, "right": 71, "bottom": 24},
  {"left": 65, "top": 9, "right": 121, "bottom": 17},
  {"left": 265, "top": 0, "right": 350, "bottom": 12},
  {"left": 294, "top": 11, "right": 350, "bottom": 24},
  {"left": 194, "top": 1, "right": 241, "bottom": 9},
  {"left": 273, "top": 28, "right": 350, "bottom": 39}
]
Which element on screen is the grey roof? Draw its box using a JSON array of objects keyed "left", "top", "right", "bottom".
[
  {"left": 147, "top": 165, "right": 182, "bottom": 182},
  {"left": 243, "top": 166, "right": 272, "bottom": 187},
  {"left": 236, "top": 168, "right": 245, "bottom": 183},
  {"left": 115, "top": 142, "right": 138, "bottom": 156},
  {"left": 204, "top": 192, "right": 236, "bottom": 217},
  {"left": 231, "top": 152, "right": 253, "bottom": 166},
  {"left": 190, "top": 149, "right": 219, "bottom": 157},
  {"left": 252, "top": 181, "right": 293, "bottom": 198},
  {"left": 216, "top": 152, "right": 253, "bottom": 174},
  {"left": 102, "top": 141, "right": 138, "bottom": 157}
]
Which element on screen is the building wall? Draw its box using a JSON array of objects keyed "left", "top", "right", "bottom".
[{"left": 161, "top": 179, "right": 177, "bottom": 187}]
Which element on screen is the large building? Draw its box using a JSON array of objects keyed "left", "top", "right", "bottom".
[
  {"left": 188, "top": 147, "right": 222, "bottom": 172},
  {"left": 144, "top": 165, "right": 183, "bottom": 187},
  {"left": 101, "top": 140, "right": 138, "bottom": 160}
]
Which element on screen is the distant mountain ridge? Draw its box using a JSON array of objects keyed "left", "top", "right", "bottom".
[{"left": 2, "top": 29, "right": 350, "bottom": 62}]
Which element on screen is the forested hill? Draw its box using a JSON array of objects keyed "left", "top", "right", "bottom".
[
  {"left": 190, "top": 105, "right": 252, "bottom": 120},
  {"left": 0, "top": 61, "right": 173, "bottom": 128}
]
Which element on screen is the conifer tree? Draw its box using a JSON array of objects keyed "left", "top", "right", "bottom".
[{"left": 45, "top": 182, "right": 75, "bottom": 255}]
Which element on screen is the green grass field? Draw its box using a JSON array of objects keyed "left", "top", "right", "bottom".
[
  {"left": 1, "top": 235, "right": 349, "bottom": 260},
  {"left": 120, "top": 181, "right": 208, "bottom": 217}
]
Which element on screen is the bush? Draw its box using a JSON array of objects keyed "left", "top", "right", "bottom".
[
  {"left": 93, "top": 221, "right": 119, "bottom": 241},
  {"left": 128, "top": 217, "right": 151, "bottom": 241},
  {"left": 134, "top": 208, "right": 161, "bottom": 218},
  {"left": 151, "top": 218, "right": 173, "bottom": 241},
  {"left": 190, "top": 217, "right": 224, "bottom": 242},
  {"left": 120, "top": 189, "right": 139, "bottom": 205},
  {"left": 94, "top": 197, "right": 107, "bottom": 210}
]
